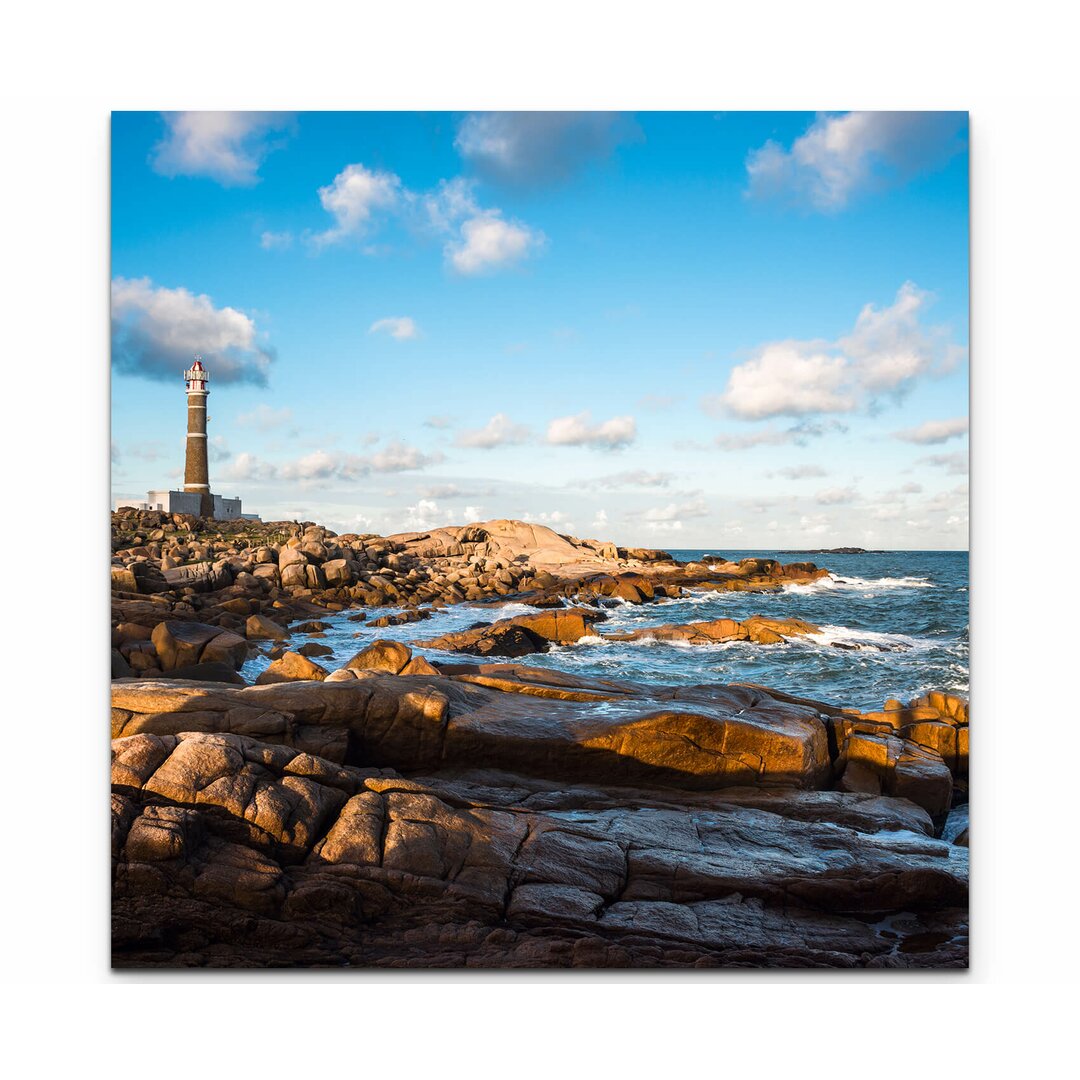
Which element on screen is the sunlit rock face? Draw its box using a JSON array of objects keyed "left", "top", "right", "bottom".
[{"left": 111, "top": 668, "right": 968, "bottom": 968}]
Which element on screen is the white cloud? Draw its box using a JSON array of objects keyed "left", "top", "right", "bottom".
[
  {"left": 218, "top": 443, "right": 441, "bottom": 487},
  {"left": 278, "top": 450, "right": 358, "bottom": 483},
  {"left": 369, "top": 443, "right": 443, "bottom": 472},
  {"left": 642, "top": 498, "right": 709, "bottom": 531},
  {"left": 463, "top": 505, "right": 482, "bottom": 521},
  {"left": 716, "top": 283, "right": 955, "bottom": 420},
  {"left": 237, "top": 404, "right": 293, "bottom": 431},
  {"left": 711, "top": 419, "right": 850, "bottom": 450},
  {"left": 402, "top": 498, "right": 445, "bottom": 531},
  {"left": 369, "top": 316, "right": 420, "bottom": 341},
  {"left": 589, "top": 470, "right": 674, "bottom": 489},
  {"left": 309, "top": 166, "right": 543, "bottom": 275},
  {"left": 423, "top": 177, "right": 481, "bottom": 232},
  {"left": 455, "top": 413, "right": 531, "bottom": 449},
  {"left": 218, "top": 451, "right": 278, "bottom": 484},
  {"left": 720, "top": 344, "right": 855, "bottom": 420},
  {"left": 919, "top": 451, "right": 969, "bottom": 475},
  {"left": 418, "top": 483, "right": 466, "bottom": 499},
  {"left": 643, "top": 496, "right": 712, "bottom": 522},
  {"left": 111, "top": 276, "right": 274, "bottom": 385},
  {"left": 446, "top": 212, "right": 543, "bottom": 275},
  {"left": 815, "top": 486, "right": 858, "bottom": 505},
  {"left": 773, "top": 464, "right": 828, "bottom": 479},
  {"left": 798, "top": 513, "right": 831, "bottom": 536},
  {"left": 455, "top": 112, "right": 638, "bottom": 185},
  {"left": 523, "top": 510, "right": 575, "bottom": 533},
  {"left": 894, "top": 416, "right": 969, "bottom": 444},
  {"left": 546, "top": 412, "right": 637, "bottom": 450},
  {"left": 746, "top": 111, "right": 966, "bottom": 210},
  {"left": 840, "top": 283, "right": 941, "bottom": 392},
  {"left": 208, "top": 436, "right": 231, "bottom": 463},
  {"left": 151, "top": 111, "right": 294, "bottom": 186},
  {"left": 259, "top": 230, "right": 293, "bottom": 251},
  {"left": 313, "top": 163, "right": 402, "bottom": 247},
  {"left": 871, "top": 505, "right": 902, "bottom": 521},
  {"left": 591, "top": 509, "right": 609, "bottom": 532}
]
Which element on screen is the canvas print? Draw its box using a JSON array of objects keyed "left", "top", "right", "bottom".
[{"left": 110, "top": 111, "right": 969, "bottom": 969}]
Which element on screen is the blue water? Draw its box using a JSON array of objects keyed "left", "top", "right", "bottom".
[{"left": 242, "top": 550, "right": 969, "bottom": 712}]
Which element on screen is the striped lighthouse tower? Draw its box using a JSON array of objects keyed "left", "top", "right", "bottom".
[{"left": 183, "top": 357, "right": 214, "bottom": 518}]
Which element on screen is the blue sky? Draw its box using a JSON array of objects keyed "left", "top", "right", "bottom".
[{"left": 111, "top": 111, "right": 969, "bottom": 548}]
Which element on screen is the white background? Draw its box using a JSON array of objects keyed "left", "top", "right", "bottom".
[{"left": 1, "top": 0, "right": 1076, "bottom": 1071}]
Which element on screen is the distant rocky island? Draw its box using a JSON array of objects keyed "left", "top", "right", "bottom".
[
  {"left": 111, "top": 510, "right": 968, "bottom": 968},
  {"left": 778, "top": 547, "right": 881, "bottom": 555}
]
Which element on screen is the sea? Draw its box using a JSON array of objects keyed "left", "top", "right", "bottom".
[{"left": 241, "top": 549, "right": 969, "bottom": 713}]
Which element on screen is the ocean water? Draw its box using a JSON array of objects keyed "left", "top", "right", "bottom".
[{"left": 242, "top": 549, "right": 969, "bottom": 712}]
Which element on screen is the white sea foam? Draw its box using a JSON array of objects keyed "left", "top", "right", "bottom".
[
  {"left": 801, "top": 624, "right": 922, "bottom": 652},
  {"left": 783, "top": 572, "right": 933, "bottom": 595},
  {"left": 465, "top": 601, "right": 545, "bottom": 617}
]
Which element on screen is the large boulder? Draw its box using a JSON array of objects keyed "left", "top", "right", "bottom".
[
  {"left": 200, "top": 630, "right": 249, "bottom": 670},
  {"left": 344, "top": 640, "right": 414, "bottom": 675},
  {"left": 246, "top": 613, "right": 288, "bottom": 641},
  {"left": 150, "top": 621, "right": 222, "bottom": 671},
  {"left": 255, "top": 652, "right": 330, "bottom": 685}
]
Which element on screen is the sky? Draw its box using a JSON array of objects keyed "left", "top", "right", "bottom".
[{"left": 111, "top": 111, "right": 969, "bottom": 549}]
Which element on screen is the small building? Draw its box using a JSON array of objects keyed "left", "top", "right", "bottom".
[{"left": 113, "top": 490, "right": 257, "bottom": 520}]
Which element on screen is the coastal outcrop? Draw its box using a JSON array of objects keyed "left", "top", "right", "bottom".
[
  {"left": 109, "top": 509, "right": 967, "bottom": 970},
  {"left": 111, "top": 511, "right": 830, "bottom": 636},
  {"left": 602, "top": 615, "right": 821, "bottom": 646},
  {"left": 111, "top": 663, "right": 969, "bottom": 968},
  {"left": 412, "top": 608, "right": 601, "bottom": 657}
]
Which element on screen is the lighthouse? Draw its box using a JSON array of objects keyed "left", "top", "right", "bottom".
[
  {"left": 183, "top": 357, "right": 213, "bottom": 517},
  {"left": 112, "top": 355, "right": 259, "bottom": 521}
]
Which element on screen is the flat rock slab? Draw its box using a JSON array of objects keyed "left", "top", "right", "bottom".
[
  {"left": 112, "top": 672, "right": 831, "bottom": 792},
  {"left": 112, "top": 729, "right": 967, "bottom": 968}
]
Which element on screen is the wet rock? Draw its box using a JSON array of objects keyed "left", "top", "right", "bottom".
[
  {"left": 297, "top": 642, "right": 334, "bottom": 658},
  {"left": 413, "top": 609, "right": 598, "bottom": 657}
]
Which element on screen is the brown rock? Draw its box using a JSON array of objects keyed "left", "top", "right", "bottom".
[
  {"left": 345, "top": 639, "right": 413, "bottom": 674},
  {"left": 246, "top": 613, "right": 288, "bottom": 641},
  {"left": 255, "top": 651, "right": 331, "bottom": 685},
  {"left": 297, "top": 642, "right": 334, "bottom": 658},
  {"left": 151, "top": 621, "right": 222, "bottom": 671},
  {"left": 413, "top": 609, "right": 598, "bottom": 657},
  {"left": 200, "top": 630, "right": 249, "bottom": 670},
  {"left": 400, "top": 655, "right": 440, "bottom": 676}
]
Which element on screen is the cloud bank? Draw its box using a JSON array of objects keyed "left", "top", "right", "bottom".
[
  {"left": 746, "top": 111, "right": 966, "bottom": 210},
  {"left": 151, "top": 112, "right": 294, "bottom": 186},
  {"left": 111, "top": 277, "right": 274, "bottom": 385},
  {"left": 455, "top": 112, "right": 639, "bottom": 186},
  {"left": 712, "top": 283, "right": 960, "bottom": 420}
]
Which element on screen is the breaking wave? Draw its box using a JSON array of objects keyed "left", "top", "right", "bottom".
[{"left": 784, "top": 573, "right": 934, "bottom": 595}]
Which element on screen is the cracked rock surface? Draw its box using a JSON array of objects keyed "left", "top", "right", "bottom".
[{"left": 112, "top": 666, "right": 968, "bottom": 968}]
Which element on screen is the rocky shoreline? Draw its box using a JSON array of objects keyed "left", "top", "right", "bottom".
[{"left": 110, "top": 510, "right": 969, "bottom": 968}]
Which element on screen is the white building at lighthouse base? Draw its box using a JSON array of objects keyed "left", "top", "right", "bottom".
[{"left": 113, "top": 489, "right": 260, "bottom": 520}]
